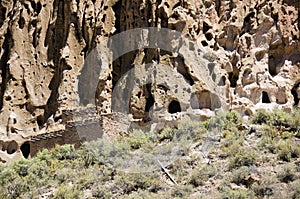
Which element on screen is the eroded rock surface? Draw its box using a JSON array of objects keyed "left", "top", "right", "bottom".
[{"left": 0, "top": 0, "right": 299, "bottom": 162}]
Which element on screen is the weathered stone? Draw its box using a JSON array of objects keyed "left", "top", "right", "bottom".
[{"left": 0, "top": 0, "right": 299, "bottom": 162}]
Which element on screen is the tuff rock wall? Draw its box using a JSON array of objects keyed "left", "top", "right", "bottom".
[{"left": 0, "top": 0, "right": 299, "bottom": 162}]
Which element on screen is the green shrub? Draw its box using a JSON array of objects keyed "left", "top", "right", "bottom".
[
  {"left": 229, "top": 149, "right": 257, "bottom": 169},
  {"left": 0, "top": 168, "right": 25, "bottom": 198},
  {"left": 171, "top": 184, "right": 193, "bottom": 198},
  {"left": 263, "top": 125, "right": 279, "bottom": 138},
  {"left": 251, "top": 177, "right": 276, "bottom": 197},
  {"left": 174, "top": 119, "right": 206, "bottom": 142},
  {"left": 126, "top": 130, "right": 151, "bottom": 150},
  {"left": 290, "top": 179, "right": 300, "bottom": 199},
  {"left": 291, "top": 110, "right": 300, "bottom": 133},
  {"left": 253, "top": 108, "right": 297, "bottom": 130},
  {"left": 92, "top": 185, "right": 112, "bottom": 198},
  {"left": 51, "top": 144, "right": 77, "bottom": 160},
  {"left": 169, "top": 158, "right": 190, "bottom": 181},
  {"left": 222, "top": 142, "right": 243, "bottom": 157},
  {"left": 114, "top": 172, "right": 161, "bottom": 194},
  {"left": 52, "top": 184, "right": 83, "bottom": 199},
  {"left": 258, "top": 136, "right": 276, "bottom": 153},
  {"left": 221, "top": 186, "right": 254, "bottom": 199},
  {"left": 206, "top": 110, "right": 242, "bottom": 131},
  {"left": 157, "top": 127, "right": 174, "bottom": 141},
  {"left": 277, "top": 140, "right": 300, "bottom": 161},
  {"left": 252, "top": 109, "right": 273, "bottom": 125},
  {"left": 271, "top": 108, "right": 292, "bottom": 127},
  {"left": 277, "top": 165, "right": 297, "bottom": 183},
  {"left": 222, "top": 130, "right": 243, "bottom": 148},
  {"left": 230, "top": 166, "right": 250, "bottom": 186},
  {"left": 189, "top": 165, "right": 216, "bottom": 187}
]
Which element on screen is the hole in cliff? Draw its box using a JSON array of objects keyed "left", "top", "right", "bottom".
[
  {"left": 201, "top": 41, "right": 208, "bottom": 47},
  {"left": 7, "top": 141, "right": 18, "bottom": 154},
  {"left": 255, "top": 51, "right": 265, "bottom": 61},
  {"left": 36, "top": 2, "right": 42, "bottom": 14},
  {"left": 21, "top": 142, "right": 30, "bottom": 159},
  {"left": 262, "top": 91, "right": 271, "bottom": 103},
  {"left": 5, "top": 96, "right": 11, "bottom": 101},
  {"left": 271, "top": 12, "right": 278, "bottom": 24},
  {"left": 242, "top": 12, "right": 255, "bottom": 32},
  {"left": 171, "top": 13, "right": 179, "bottom": 20},
  {"left": 218, "top": 76, "right": 226, "bottom": 86},
  {"left": 203, "top": 22, "right": 212, "bottom": 34},
  {"left": 268, "top": 56, "right": 278, "bottom": 76},
  {"left": 18, "top": 16, "right": 25, "bottom": 29},
  {"left": 205, "top": 33, "right": 213, "bottom": 41},
  {"left": 245, "top": 109, "right": 252, "bottom": 116},
  {"left": 102, "top": 14, "right": 107, "bottom": 23},
  {"left": 164, "top": 2, "right": 170, "bottom": 8},
  {"left": 168, "top": 100, "right": 181, "bottom": 114},
  {"left": 292, "top": 82, "right": 300, "bottom": 106},
  {"left": 37, "top": 115, "right": 44, "bottom": 127},
  {"left": 228, "top": 71, "right": 239, "bottom": 87},
  {"left": 145, "top": 84, "right": 155, "bottom": 112}
]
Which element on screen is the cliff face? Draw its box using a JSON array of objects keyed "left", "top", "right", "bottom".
[{"left": 0, "top": 0, "right": 299, "bottom": 162}]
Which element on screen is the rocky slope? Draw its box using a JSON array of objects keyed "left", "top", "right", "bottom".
[{"left": 0, "top": 0, "right": 299, "bottom": 162}]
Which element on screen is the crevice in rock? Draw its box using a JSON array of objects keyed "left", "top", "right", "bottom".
[
  {"left": 242, "top": 11, "right": 255, "bottom": 33},
  {"left": 0, "top": 30, "right": 11, "bottom": 111},
  {"left": 44, "top": 0, "right": 71, "bottom": 121},
  {"left": 215, "top": 0, "right": 221, "bottom": 17},
  {"left": 0, "top": 6, "right": 6, "bottom": 28},
  {"left": 172, "top": 57, "right": 195, "bottom": 86},
  {"left": 112, "top": 51, "right": 137, "bottom": 89}
]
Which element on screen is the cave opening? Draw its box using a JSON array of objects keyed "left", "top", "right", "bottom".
[
  {"left": 292, "top": 82, "right": 300, "bottom": 106},
  {"left": 262, "top": 91, "right": 271, "bottom": 103},
  {"left": 168, "top": 100, "right": 181, "bottom": 114},
  {"left": 21, "top": 142, "right": 30, "bottom": 159},
  {"left": 228, "top": 71, "right": 239, "bottom": 87},
  {"left": 37, "top": 115, "right": 44, "bottom": 127},
  {"left": 145, "top": 84, "right": 155, "bottom": 112},
  {"left": 268, "top": 56, "right": 278, "bottom": 76},
  {"left": 7, "top": 141, "right": 18, "bottom": 154}
]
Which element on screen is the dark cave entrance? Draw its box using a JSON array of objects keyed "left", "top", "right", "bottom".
[
  {"left": 168, "top": 100, "right": 181, "bottom": 114},
  {"left": 292, "top": 82, "right": 300, "bottom": 106},
  {"left": 262, "top": 91, "right": 271, "bottom": 103},
  {"left": 145, "top": 84, "right": 155, "bottom": 112},
  {"left": 21, "top": 142, "right": 30, "bottom": 159},
  {"left": 228, "top": 71, "right": 239, "bottom": 87},
  {"left": 7, "top": 141, "right": 18, "bottom": 154}
]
